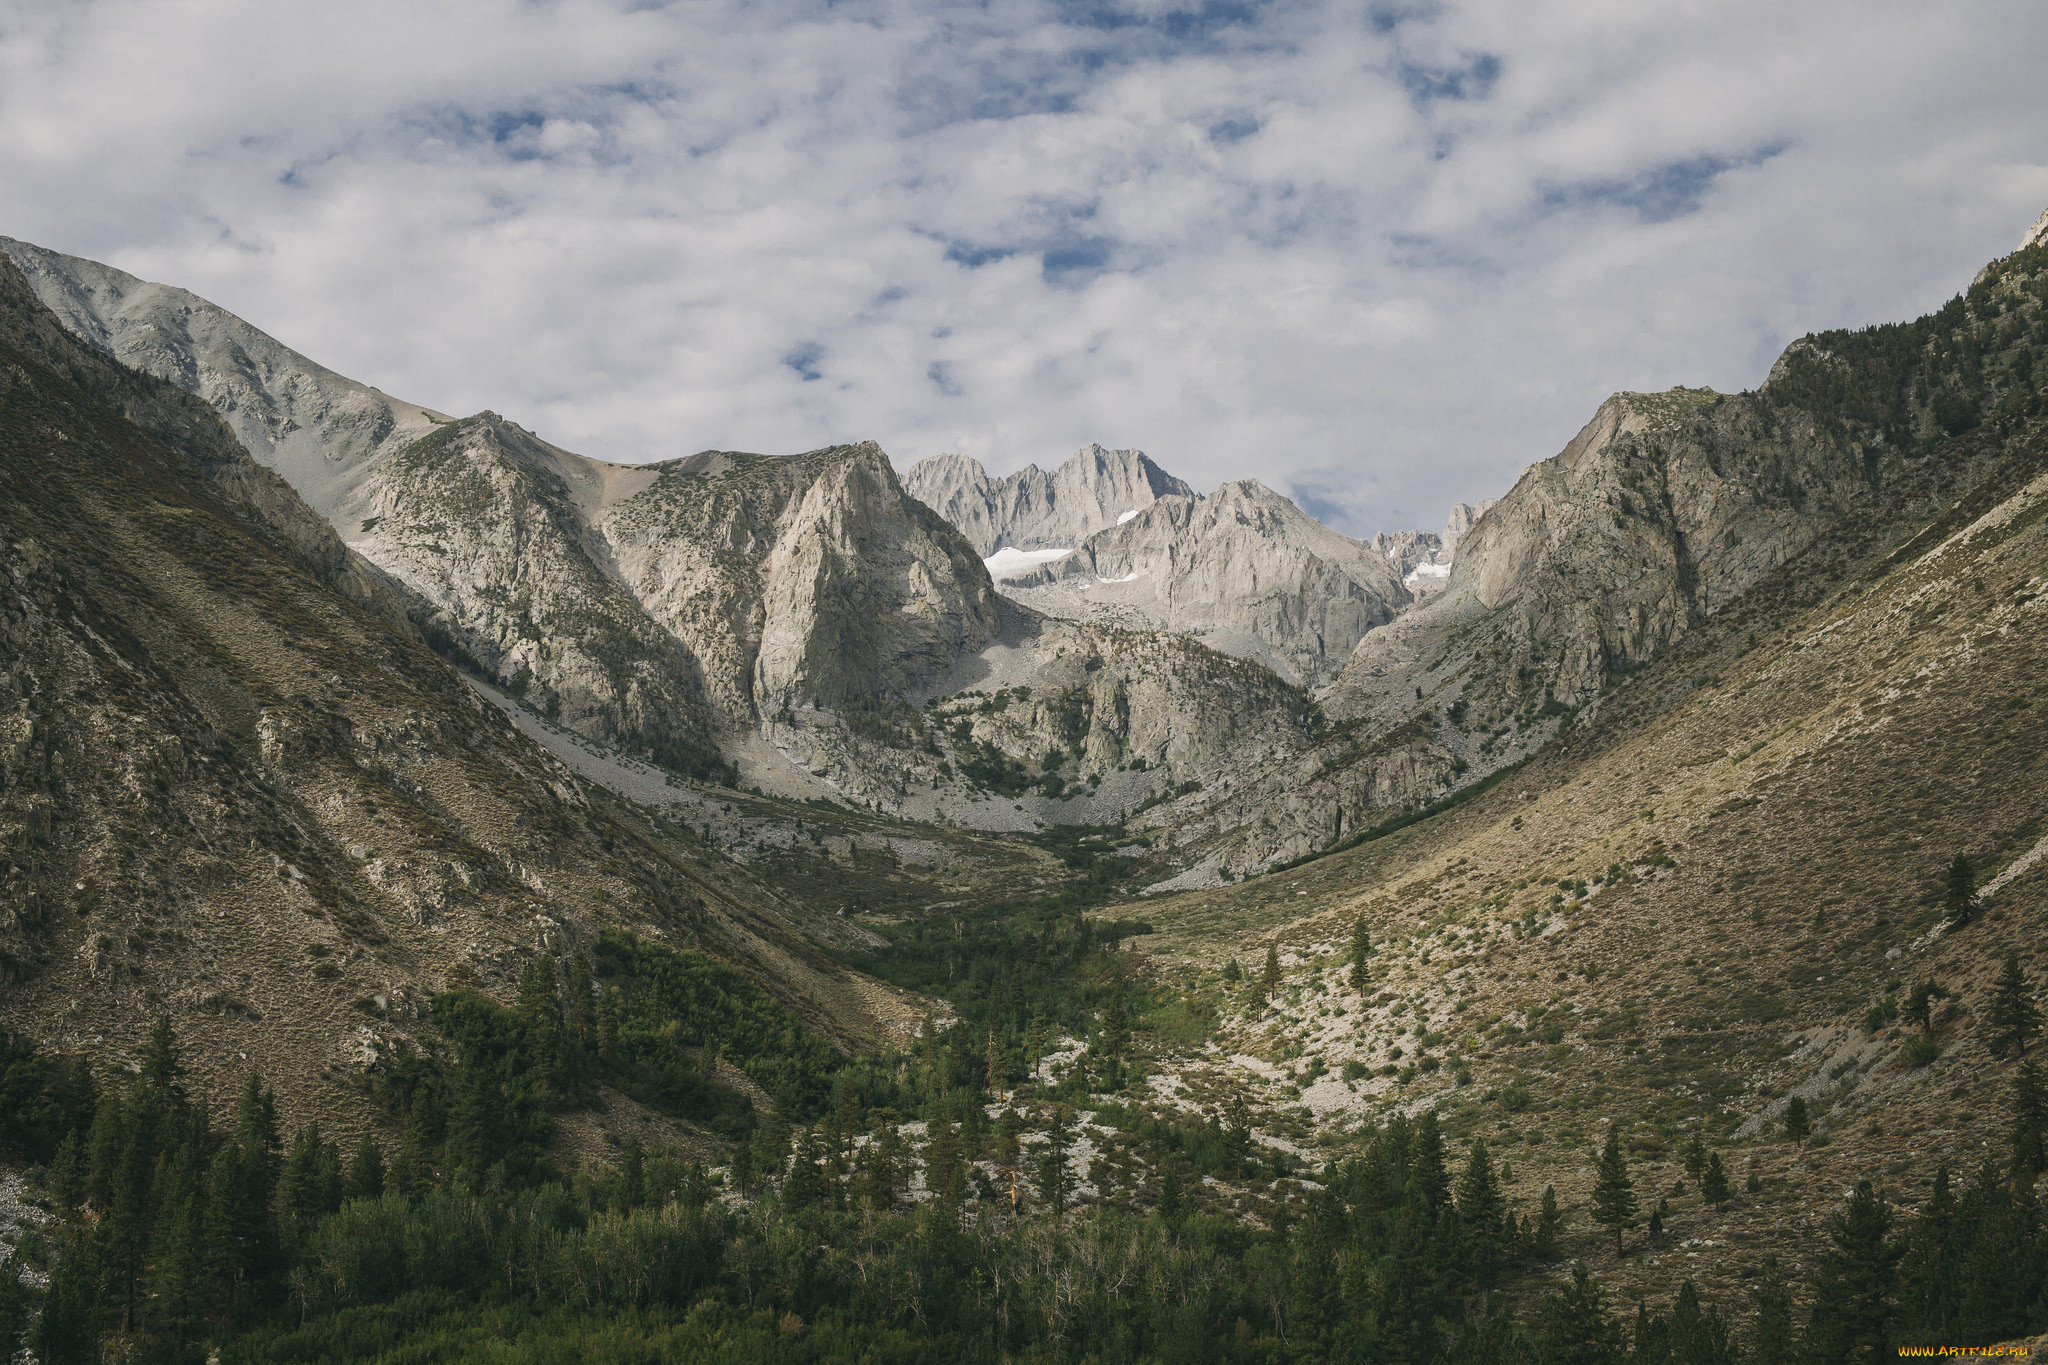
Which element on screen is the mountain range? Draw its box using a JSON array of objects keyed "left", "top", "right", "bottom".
[{"left": 2, "top": 211, "right": 2046, "bottom": 1361}]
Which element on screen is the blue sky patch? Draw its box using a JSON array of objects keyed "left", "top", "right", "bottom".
[{"left": 783, "top": 343, "right": 825, "bottom": 383}]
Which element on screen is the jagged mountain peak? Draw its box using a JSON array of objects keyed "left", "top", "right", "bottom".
[{"left": 902, "top": 442, "right": 1195, "bottom": 555}]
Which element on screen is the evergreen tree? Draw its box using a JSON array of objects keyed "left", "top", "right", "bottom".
[
  {"left": 144, "top": 1145, "right": 206, "bottom": 1348},
  {"left": 279, "top": 1123, "right": 344, "bottom": 1221},
  {"left": 1456, "top": 1137, "right": 1509, "bottom": 1286},
  {"left": 347, "top": 1132, "right": 386, "bottom": 1200},
  {"left": 30, "top": 1226, "right": 100, "bottom": 1365},
  {"left": 1942, "top": 853, "right": 1979, "bottom": 927},
  {"left": 1783, "top": 1096, "right": 1811, "bottom": 1148},
  {"left": 1413, "top": 1109, "right": 1453, "bottom": 1214},
  {"left": 514, "top": 959, "right": 566, "bottom": 1102},
  {"left": 1533, "top": 1185, "right": 1564, "bottom": 1260},
  {"left": 1591, "top": 1126, "right": 1638, "bottom": 1254},
  {"left": 1747, "top": 1253, "right": 1795, "bottom": 1365},
  {"left": 1222, "top": 957, "right": 1242, "bottom": 985},
  {"left": 1897, "top": 1167, "right": 1959, "bottom": 1344},
  {"left": 2009, "top": 1060, "right": 2047, "bottom": 1182},
  {"left": 1261, "top": 944, "right": 1282, "bottom": 1000},
  {"left": 1903, "top": 980, "right": 1951, "bottom": 1034},
  {"left": 1647, "top": 1199, "right": 1666, "bottom": 1245},
  {"left": 1156, "top": 1157, "right": 1184, "bottom": 1224},
  {"left": 1538, "top": 1261, "right": 1624, "bottom": 1365},
  {"left": 1037, "top": 1106, "right": 1075, "bottom": 1214},
  {"left": 390, "top": 1102, "right": 436, "bottom": 1198},
  {"left": 1099, "top": 986, "right": 1131, "bottom": 1061},
  {"left": 1702, "top": 1151, "right": 1732, "bottom": 1207},
  {"left": 139, "top": 1017, "right": 188, "bottom": 1108},
  {"left": 1349, "top": 916, "right": 1374, "bottom": 992},
  {"left": 0, "top": 1252, "right": 26, "bottom": 1363},
  {"left": 1683, "top": 1131, "right": 1707, "bottom": 1191},
  {"left": 1222, "top": 1094, "right": 1252, "bottom": 1180},
  {"left": 1985, "top": 955, "right": 2042, "bottom": 1058},
  {"left": 46, "top": 1129, "right": 84, "bottom": 1216},
  {"left": 1668, "top": 1278, "right": 1737, "bottom": 1365},
  {"left": 1803, "top": 1178, "right": 1904, "bottom": 1365}
]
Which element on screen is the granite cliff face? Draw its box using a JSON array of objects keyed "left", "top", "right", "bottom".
[
  {"left": 995, "top": 479, "right": 1410, "bottom": 686},
  {"left": 902, "top": 445, "right": 1194, "bottom": 555},
  {"left": 0, "top": 239, "right": 1002, "bottom": 796}
]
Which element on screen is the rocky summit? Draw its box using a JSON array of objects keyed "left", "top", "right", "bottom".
[{"left": 1, "top": 214, "right": 2046, "bottom": 1365}]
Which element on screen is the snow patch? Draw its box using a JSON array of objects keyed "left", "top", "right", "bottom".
[
  {"left": 1097, "top": 571, "right": 1140, "bottom": 584},
  {"left": 983, "top": 546, "right": 1073, "bottom": 580},
  {"left": 1117, "top": 508, "right": 1139, "bottom": 525}
]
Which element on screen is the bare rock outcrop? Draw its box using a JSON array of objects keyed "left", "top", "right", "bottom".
[
  {"left": 996, "top": 479, "right": 1410, "bottom": 686},
  {"left": 903, "top": 444, "right": 1194, "bottom": 555}
]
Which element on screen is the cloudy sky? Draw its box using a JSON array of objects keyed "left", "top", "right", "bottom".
[{"left": 4, "top": 1, "right": 2045, "bottom": 536}]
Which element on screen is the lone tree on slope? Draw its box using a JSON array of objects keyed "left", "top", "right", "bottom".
[
  {"left": 1591, "top": 1126, "right": 1639, "bottom": 1253},
  {"left": 1260, "top": 945, "right": 1282, "bottom": 1000},
  {"left": 1943, "top": 853, "right": 1980, "bottom": 928},
  {"left": 1703, "top": 1150, "right": 1733, "bottom": 1208},
  {"left": 1986, "top": 955, "right": 2042, "bottom": 1059},
  {"left": 1903, "top": 980, "right": 1951, "bottom": 1035},
  {"left": 1349, "top": 916, "right": 1374, "bottom": 992},
  {"left": 1784, "top": 1096, "right": 1812, "bottom": 1149}
]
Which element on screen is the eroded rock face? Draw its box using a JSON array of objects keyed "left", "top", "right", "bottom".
[
  {"left": 995, "top": 480, "right": 1411, "bottom": 687},
  {"left": 1327, "top": 386, "right": 1874, "bottom": 735},
  {"left": 903, "top": 444, "right": 1194, "bottom": 555}
]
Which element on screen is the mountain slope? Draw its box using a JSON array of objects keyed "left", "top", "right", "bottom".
[
  {"left": 0, "top": 254, "right": 917, "bottom": 1136},
  {"left": 1127, "top": 406, "right": 2048, "bottom": 1306},
  {"left": 0, "top": 239, "right": 1006, "bottom": 800},
  {"left": 1134, "top": 225, "right": 2048, "bottom": 875}
]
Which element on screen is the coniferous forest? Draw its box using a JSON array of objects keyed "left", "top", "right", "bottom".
[{"left": 1, "top": 909, "right": 2044, "bottom": 1364}]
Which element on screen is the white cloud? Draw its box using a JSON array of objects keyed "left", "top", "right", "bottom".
[{"left": 3, "top": 0, "right": 2044, "bottom": 536}]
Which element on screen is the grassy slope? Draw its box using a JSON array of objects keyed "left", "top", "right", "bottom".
[{"left": 1119, "top": 415, "right": 2048, "bottom": 1311}]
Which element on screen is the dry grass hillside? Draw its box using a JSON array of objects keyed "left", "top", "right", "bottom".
[{"left": 1114, "top": 412, "right": 2048, "bottom": 1311}]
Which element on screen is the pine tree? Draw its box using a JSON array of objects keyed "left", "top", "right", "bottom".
[
  {"left": 1942, "top": 853, "right": 1979, "bottom": 927},
  {"left": 1985, "top": 955, "right": 2042, "bottom": 1058},
  {"left": 46, "top": 1130, "right": 84, "bottom": 1217},
  {"left": 1538, "top": 1261, "right": 1624, "bottom": 1365},
  {"left": 1904, "top": 980, "right": 1951, "bottom": 1035},
  {"left": 1100, "top": 988, "right": 1130, "bottom": 1061},
  {"left": 515, "top": 959, "right": 565, "bottom": 1102},
  {"left": 0, "top": 1251, "right": 27, "bottom": 1363},
  {"left": 1413, "top": 1109, "right": 1452, "bottom": 1214},
  {"left": 1590, "top": 1126, "right": 1638, "bottom": 1254},
  {"left": 1703, "top": 1151, "right": 1732, "bottom": 1207},
  {"left": 390, "top": 1102, "right": 436, "bottom": 1198},
  {"left": 1683, "top": 1131, "right": 1707, "bottom": 1191},
  {"left": 346, "top": 1132, "right": 385, "bottom": 1200},
  {"left": 1784, "top": 1096, "right": 1811, "bottom": 1148},
  {"left": 2009, "top": 1060, "right": 2047, "bottom": 1182},
  {"left": 1222, "top": 1094, "right": 1252, "bottom": 1179},
  {"left": 1648, "top": 1199, "right": 1666, "bottom": 1245},
  {"left": 1222, "top": 957, "right": 1242, "bottom": 985},
  {"left": 139, "top": 1017, "right": 188, "bottom": 1109},
  {"left": 1156, "top": 1157, "right": 1184, "bottom": 1223},
  {"left": 1533, "top": 1184, "right": 1564, "bottom": 1260},
  {"left": 144, "top": 1145, "right": 205, "bottom": 1348},
  {"left": 1456, "top": 1137, "right": 1509, "bottom": 1286},
  {"left": 1037, "top": 1106, "right": 1075, "bottom": 1214},
  {"left": 1349, "top": 916, "right": 1373, "bottom": 992},
  {"left": 1748, "top": 1253, "right": 1795, "bottom": 1365},
  {"left": 1261, "top": 944, "right": 1282, "bottom": 1000},
  {"left": 1803, "top": 1178, "right": 1904, "bottom": 1365}
]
